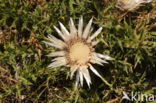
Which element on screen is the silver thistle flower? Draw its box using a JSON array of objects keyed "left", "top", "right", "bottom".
[
  {"left": 117, "top": 0, "right": 153, "bottom": 11},
  {"left": 44, "top": 17, "right": 112, "bottom": 88}
]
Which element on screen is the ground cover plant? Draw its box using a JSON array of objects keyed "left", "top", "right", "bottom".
[{"left": 0, "top": 0, "right": 156, "bottom": 103}]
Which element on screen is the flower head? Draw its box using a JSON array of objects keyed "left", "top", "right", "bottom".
[
  {"left": 117, "top": 0, "right": 153, "bottom": 11},
  {"left": 44, "top": 17, "right": 112, "bottom": 88}
]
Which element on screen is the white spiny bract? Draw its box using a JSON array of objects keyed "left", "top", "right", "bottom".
[
  {"left": 117, "top": 0, "right": 153, "bottom": 11},
  {"left": 44, "top": 17, "right": 112, "bottom": 88}
]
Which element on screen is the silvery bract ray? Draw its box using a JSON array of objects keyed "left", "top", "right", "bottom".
[{"left": 44, "top": 17, "right": 112, "bottom": 88}]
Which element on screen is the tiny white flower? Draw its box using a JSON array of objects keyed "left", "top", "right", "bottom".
[
  {"left": 117, "top": 0, "right": 153, "bottom": 11},
  {"left": 44, "top": 17, "right": 112, "bottom": 88}
]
